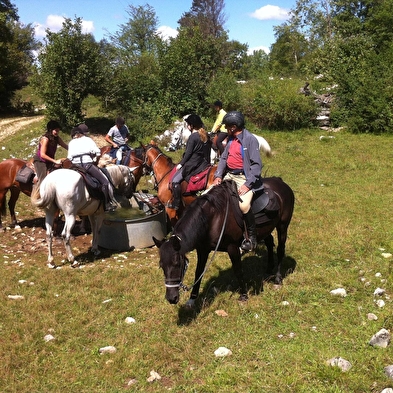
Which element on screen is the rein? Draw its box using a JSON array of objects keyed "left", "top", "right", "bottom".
[
  {"left": 165, "top": 194, "right": 230, "bottom": 292},
  {"left": 146, "top": 146, "right": 174, "bottom": 189}
]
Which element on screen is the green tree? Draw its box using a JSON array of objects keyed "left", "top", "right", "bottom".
[
  {"left": 178, "top": 0, "right": 227, "bottom": 38},
  {"left": 33, "top": 17, "right": 105, "bottom": 127},
  {"left": 0, "top": 0, "right": 38, "bottom": 111}
]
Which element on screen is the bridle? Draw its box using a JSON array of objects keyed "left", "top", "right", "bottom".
[
  {"left": 145, "top": 145, "right": 174, "bottom": 189},
  {"left": 163, "top": 195, "right": 230, "bottom": 293}
]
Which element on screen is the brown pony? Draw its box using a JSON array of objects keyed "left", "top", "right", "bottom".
[{"left": 142, "top": 143, "right": 216, "bottom": 226}]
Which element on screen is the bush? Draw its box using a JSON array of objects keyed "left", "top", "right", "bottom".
[{"left": 238, "top": 78, "right": 318, "bottom": 130}]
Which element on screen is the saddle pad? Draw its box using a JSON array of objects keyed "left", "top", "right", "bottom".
[
  {"left": 185, "top": 166, "right": 212, "bottom": 193},
  {"left": 15, "top": 165, "right": 35, "bottom": 184}
]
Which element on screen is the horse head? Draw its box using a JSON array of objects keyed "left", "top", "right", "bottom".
[
  {"left": 106, "top": 165, "right": 136, "bottom": 199},
  {"left": 153, "top": 235, "right": 189, "bottom": 304}
]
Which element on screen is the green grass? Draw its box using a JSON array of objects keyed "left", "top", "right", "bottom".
[{"left": 1, "top": 120, "right": 393, "bottom": 392}]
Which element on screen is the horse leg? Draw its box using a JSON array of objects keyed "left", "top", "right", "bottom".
[
  {"left": 89, "top": 213, "right": 103, "bottom": 257},
  {"left": 44, "top": 207, "right": 57, "bottom": 268},
  {"left": 0, "top": 191, "right": 7, "bottom": 230},
  {"left": 264, "top": 233, "right": 275, "bottom": 278},
  {"left": 274, "top": 226, "right": 288, "bottom": 285},
  {"left": 228, "top": 244, "right": 248, "bottom": 301},
  {"left": 8, "top": 187, "right": 20, "bottom": 228},
  {"left": 186, "top": 248, "right": 209, "bottom": 308},
  {"left": 61, "top": 213, "right": 77, "bottom": 266}
]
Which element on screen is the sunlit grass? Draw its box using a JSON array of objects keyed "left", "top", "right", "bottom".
[{"left": 1, "top": 120, "right": 393, "bottom": 392}]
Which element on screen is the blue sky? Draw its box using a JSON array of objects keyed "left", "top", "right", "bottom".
[{"left": 15, "top": 0, "right": 295, "bottom": 54}]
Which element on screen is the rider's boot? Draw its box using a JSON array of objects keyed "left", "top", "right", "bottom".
[
  {"left": 168, "top": 182, "right": 181, "bottom": 210},
  {"left": 103, "top": 186, "right": 117, "bottom": 212},
  {"left": 241, "top": 210, "right": 257, "bottom": 252}
]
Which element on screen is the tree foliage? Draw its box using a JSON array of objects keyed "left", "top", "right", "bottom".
[
  {"left": 0, "top": 0, "right": 37, "bottom": 111},
  {"left": 33, "top": 18, "right": 105, "bottom": 127}
]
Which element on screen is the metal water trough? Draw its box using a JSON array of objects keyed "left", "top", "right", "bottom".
[{"left": 98, "top": 193, "right": 167, "bottom": 251}]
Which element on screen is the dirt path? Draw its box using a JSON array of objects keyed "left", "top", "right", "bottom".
[{"left": 0, "top": 115, "right": 45, "bottom": 142}]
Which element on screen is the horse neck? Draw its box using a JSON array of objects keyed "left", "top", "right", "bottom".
[{"left": 148, "top": 151, "right": 173, "bottom": 183}]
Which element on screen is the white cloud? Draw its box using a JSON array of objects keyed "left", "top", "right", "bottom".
[
  {"left": 156, "top": 25, "right": 178, "bottom": 41},
  {"left": 248, "top": 45, "right": 270, "bottom": 55},
  {"left": 250, "top": 5, "right": 290, "bottom": 21},
  {"left": 33, "top": 14, "right": 95, "bottom": 38}
]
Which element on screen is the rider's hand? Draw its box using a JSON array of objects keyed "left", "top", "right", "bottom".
[
  {"left": 176, "top": 164, "right": 182, "bottom": 171},
  {"left": 213, "top": 177, "right": 222, "bottom": 186},
  {"left": 238, "top": 184, "right": 250, "bottom": 196}
]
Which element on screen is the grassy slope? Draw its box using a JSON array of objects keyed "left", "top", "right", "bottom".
[{"left": 1, "top": 120, "right": 393, "bottom": 392}]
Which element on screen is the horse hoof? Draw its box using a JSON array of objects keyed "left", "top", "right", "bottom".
[
  {"left": 71, "top": 261, "right": 80, "bottom": 268},
  {"left": 47, "top": 262, "right": 57, "bottom": 269},
  {"left": 185, "top": 299, "right": 196, "bottom": 308},
  {"left": 238, "top": 293, "right": 248, "bottom": 302}
]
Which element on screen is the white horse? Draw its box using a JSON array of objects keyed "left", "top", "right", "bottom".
[{"left": 31, "top": 165, "right": 136, "bottom": 268}]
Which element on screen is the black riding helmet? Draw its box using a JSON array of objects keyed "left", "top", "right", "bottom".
[
  {"left": 222, "top": 111, "right": 245, "bottom": 129},
  {"left": 185, "top": 114, "right": 204, "bottom": 129},
  {"left": 70, "top": 127, "right": 84, "bottom": 138}
]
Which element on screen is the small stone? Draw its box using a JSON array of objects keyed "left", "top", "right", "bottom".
[
  {"left": 214, "top": 347, "right": 232, "bottom": 357},
  {"left": 369, "top": 328, "right": 391, "bottom": 348},
  {"left": 327, "top": 357, "right": 352, "bottom": 372},
  {"left": 44, "top": 334, "right": 55, "bottom": 342},
  {"left": 374, "top": 288, "right": 386, "bottom": 296},
  {"left": 330, "top": 288, "right": 347, "bottom": 297},
  {"left": 215, "top": 309, "right": 228, "bottom": 317},
  {"left": 381, "top": 253, "right": 392, "bottom": 259},
  {"left": 381, "top": 388, "right": 393, "bottom": 393},
  {"left": 124, "top": 317, "right": 136, "bottom": 324},
  {"left": 8, "top": 295, "right": 24, "bottom": 300},
  {"left": 367, "top": 313, "right": 378, "bottom": 321},
  {"left": 281, "top": 301, "right": 290, "bottom": 306},
  {"left": 375, "top": 299, "right": 385, "bottom": 308},
  {"left": 147, "top": 370, "right": 161, "bottom": 382},
  {"left": 384, "top": 365, "right": 393, "bottom": 380},
  {"left": 99, "top": 346, "right": 117, "bottom": 354}
]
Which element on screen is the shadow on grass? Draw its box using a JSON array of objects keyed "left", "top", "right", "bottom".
[{"left": 177, "top": 249, "right": 297, "bottom": 325}]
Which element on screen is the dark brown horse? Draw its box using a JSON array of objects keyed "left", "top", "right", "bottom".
[
  {"left": 142, "top": 143, "right": 216, "bottom": 226},
  {"left": 0, "top": 147, "right": 145, "bottom": 230},
  {"left": 153, "top": 179, "right": 295, "bottom": 306}
]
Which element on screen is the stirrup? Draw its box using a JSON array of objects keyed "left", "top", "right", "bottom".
[{"left": 241, "top": 238, "right": 256, "bottom": 252}]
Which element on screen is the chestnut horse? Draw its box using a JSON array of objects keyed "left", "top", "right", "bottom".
[
  {"left": 142, "top": 143, "right": 216, "bottom": 226},
  {"left": 154, "top": 179, "right": 295, "bottom": 306}
]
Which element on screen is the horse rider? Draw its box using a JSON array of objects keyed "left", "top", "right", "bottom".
[
  {"left": 33, "top": 120, "right": 68, "bottom": 186},
  {"left": 168, "top": 114, "right": 212, "bottom": 210},
  {"left": 105, "top": 116, "right": 130, "bottom": 164},
  {"left": 211, "top": 100, "right": 227, "bottom": 155},
  {"left": 68, "top": 125, "right": 118, "bottom": 212},
  {"left": 213, "top": 111, "right": 263, "bottom": 252}
]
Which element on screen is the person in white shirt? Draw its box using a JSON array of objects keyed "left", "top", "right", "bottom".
[
  {"left": 104, "top": 117, "right": 130, "bottom": 164},
  {"left": 68, "top": 125, "right": 117, "bottom": 212}
]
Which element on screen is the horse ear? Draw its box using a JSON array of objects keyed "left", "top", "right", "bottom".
[{"left": 153, "top": 236, "right": 164, "bottom": 248}]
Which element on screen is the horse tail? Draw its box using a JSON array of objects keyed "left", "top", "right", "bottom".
[{"left": 30, "top": 180, "right": 56, "bottom": 209}]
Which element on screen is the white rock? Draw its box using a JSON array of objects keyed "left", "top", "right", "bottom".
[
  {"left": 384, "top": 365, "right": 393, "bottom": 380},
  {"left": 330, "top": 288, "right": 347, "bottom": 297},
  {"left": 125, "top": 317, "right": 136, "bottom": 324},
  {"left": 8, "top": 295, "right": 24, "bottom": 300},
  {"left": 102, "top": 299, "right": 112, "bottom": 304},
  {"left": 369, "top": 328, "right": 391, "bottom": 348},
  {"left": 147, "top": 370, "right": 161, "bottom": 382},
  {"left": 375, "top": 299, "right": 385, "bottom": 308},
  {"left": 381, "top": 388, "right": 393, "bottom": 393},
  {"left": 327, "top": 357, "right": 352, "bottom": 372},
  {"left": 281, "top": 301, "right": 290, "bottom": 306},
  {"left": 374, "top": 288, "right": 386, "bottom": 296},
  {"left": 44, "top": 334, "right": 55, "bottom": 342},
  {"left": 381, "top": 253, "right": 392, "bottom": 259},
  {"left": 214, "top": 347, "right": 232, "bottom": 357},
  {"left": 99, "top": 346, "right": 117, "bottom": 354},
  {"left": 18, "top": 280, "right": 27, "bottom": 284},
  {"left": 376, "top": 272, "right": 382, "bottom": 277},
  {"left": 367, "top": 313, "right": 378, "bottom": 321}
]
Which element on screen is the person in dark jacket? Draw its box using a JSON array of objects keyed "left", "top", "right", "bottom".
[
  {"left": 168, "top": 114, "right": 211, "bottom": 210},
  {"left": 213, "top": 111, "right": 263, "bottom": 252}
]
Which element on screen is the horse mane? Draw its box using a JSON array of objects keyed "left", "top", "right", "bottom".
[
  {"left": 147, "top": 144, "right": 174, "bottom": 165},
  {"left": 174, "top": 181, "right": 236, "bottom": 250}
]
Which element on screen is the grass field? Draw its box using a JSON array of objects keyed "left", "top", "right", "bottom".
[{"left": 1, "top": 119, "right": 393, "bottom": 392}]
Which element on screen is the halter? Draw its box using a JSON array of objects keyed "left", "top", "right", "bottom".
[{"left": 164, "top": 197, "right": 230, "bottom": 293}]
